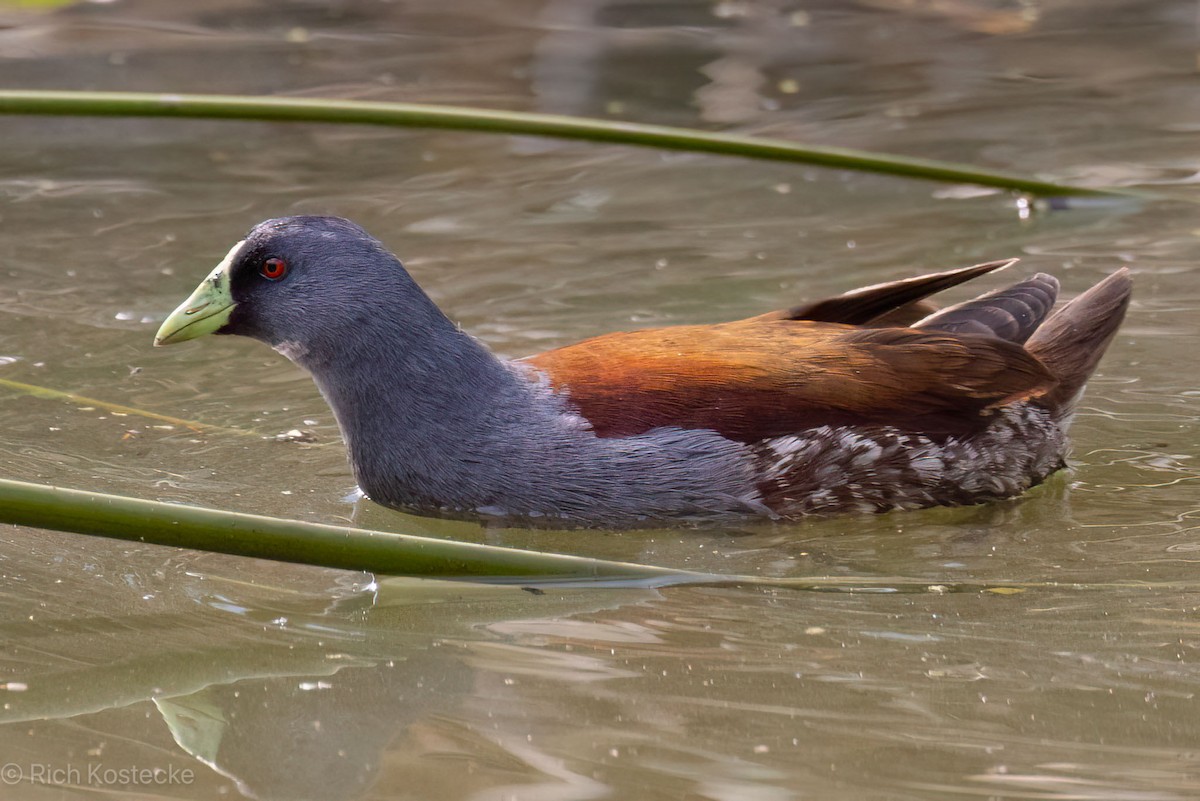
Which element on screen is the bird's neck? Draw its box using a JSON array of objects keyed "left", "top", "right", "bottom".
[{"left": 294, "top": 308, "right": 549, "bottom": 511}]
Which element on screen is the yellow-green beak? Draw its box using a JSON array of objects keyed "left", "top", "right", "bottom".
[{"left": 153, "top": 243, "right": 240, "bottom": 346}]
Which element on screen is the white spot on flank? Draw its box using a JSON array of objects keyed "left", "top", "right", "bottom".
[
  {"left": 850, "top": 441, "right": 883, "bottom": 466},
  {"left": 910, "top": 456, "right": 944, "bottom": 478},
  {"left": 766, "top": 436, "right": 802, "bottom": 459}
]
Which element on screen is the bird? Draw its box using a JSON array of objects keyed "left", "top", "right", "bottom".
[{"left": 154, "top": 216, "right": 1132, "bottom": 528}]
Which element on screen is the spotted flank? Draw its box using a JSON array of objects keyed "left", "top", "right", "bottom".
[{"left": 754, "top": 404, "right": 1067, "bottom": 516}]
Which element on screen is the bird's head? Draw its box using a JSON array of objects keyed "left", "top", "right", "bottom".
[{"left": 154, "top": 216, "right": 442, "bottom": 361}]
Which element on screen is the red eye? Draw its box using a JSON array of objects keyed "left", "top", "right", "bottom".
[{"left": 260, "top": 258, "right": 288, "bottom": 280}]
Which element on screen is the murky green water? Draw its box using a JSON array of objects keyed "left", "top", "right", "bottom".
[{"left": 1, "top": 0, "right": 1198, "bottom": 798}]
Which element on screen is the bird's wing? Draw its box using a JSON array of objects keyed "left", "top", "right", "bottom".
[
  {"left": 755, "top": 259, "right": 1016, "bottom": 327},
  {"left": 523, "top": 317, "right": 1056, "bottom": 442}
]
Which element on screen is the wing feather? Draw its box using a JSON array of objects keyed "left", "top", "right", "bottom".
[{"left": 523, "top": 317, "right": 1056, "bottom": 442}]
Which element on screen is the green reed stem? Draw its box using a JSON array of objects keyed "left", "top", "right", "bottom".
[
  {"left": 0, "top": 89, "right": 1124, "bottom": 197},
  {"left": 3, "top": 477, "right": 1183, "bottom": 593},
  {"left": 0, "top": 476, "right": 696, "bottom": 584}
]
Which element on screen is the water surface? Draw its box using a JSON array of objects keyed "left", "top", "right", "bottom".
[{"left": 0, "top": 1, "right": 1198, "bottom": 799}]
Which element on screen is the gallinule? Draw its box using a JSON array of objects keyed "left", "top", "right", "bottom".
[{"left": 155, "top": 216, "right": 1131, "bottom": 527}]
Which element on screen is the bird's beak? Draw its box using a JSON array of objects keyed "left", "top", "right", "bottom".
[{"left": 153, "top": 245, "right": 239, "bottom": 346}]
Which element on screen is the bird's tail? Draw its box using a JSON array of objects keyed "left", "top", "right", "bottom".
[{"left": 1024, "top": 268, "right": 1132, "bottom": 416}]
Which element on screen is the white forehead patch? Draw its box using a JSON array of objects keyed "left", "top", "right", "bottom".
[{"left": 206, "top": 239, "right": 247, "bottom": 288}]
